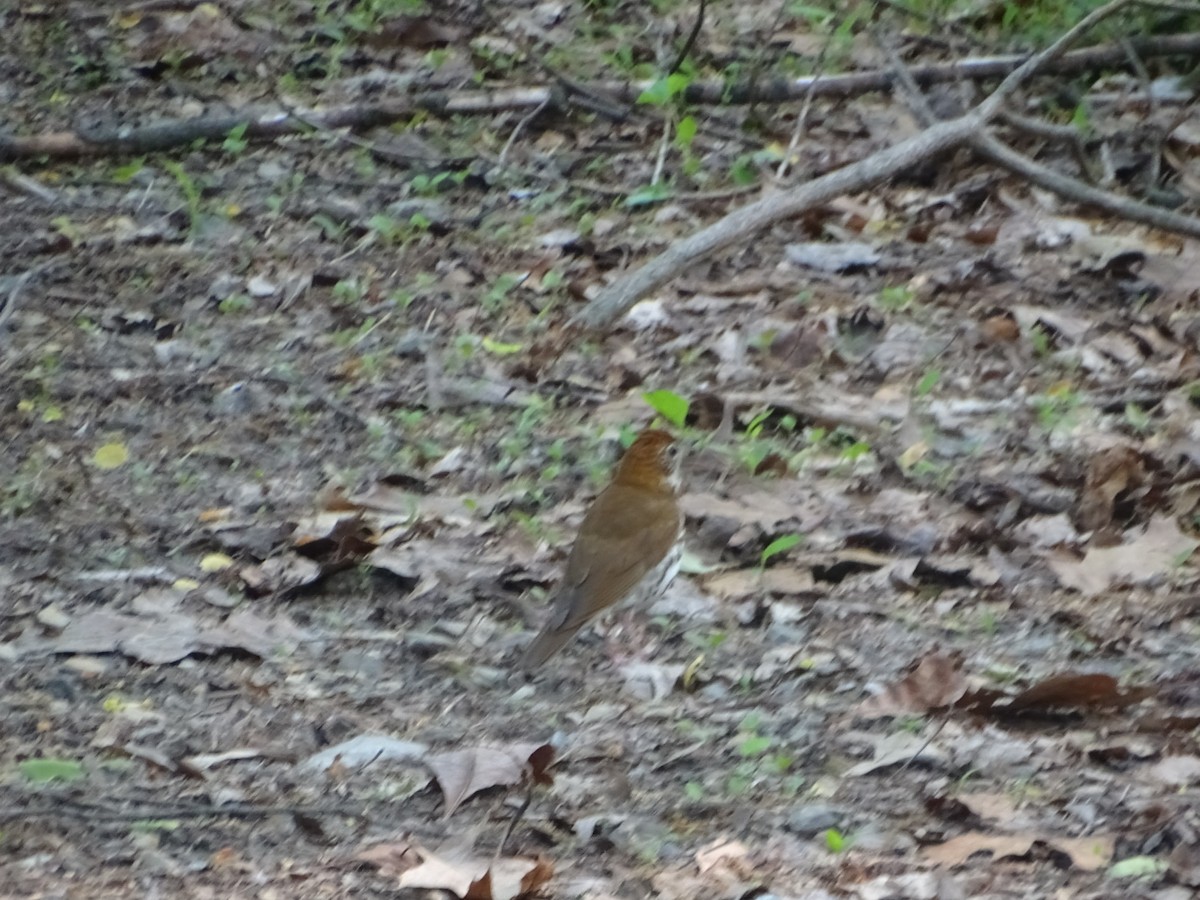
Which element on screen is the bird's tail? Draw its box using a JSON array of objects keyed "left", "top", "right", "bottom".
[{"left": 519, "top": 627, "right": 576, "bottom": 670}]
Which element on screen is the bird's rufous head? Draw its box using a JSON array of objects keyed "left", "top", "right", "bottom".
[{"left": 613, "top": 429, "right": 682, "bottom": 494}]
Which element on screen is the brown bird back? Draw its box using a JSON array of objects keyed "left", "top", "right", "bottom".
[{"left": 520, "top": 430, "right": 683, "bottom": 669}]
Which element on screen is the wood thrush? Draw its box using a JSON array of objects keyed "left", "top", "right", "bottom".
[{"left": 520, "top": 429, "right": 684, "bottom": 669}]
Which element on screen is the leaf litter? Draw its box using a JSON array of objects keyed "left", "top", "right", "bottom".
[{"left": 4, "top": 2, "right": 1200, "bottom": 898}]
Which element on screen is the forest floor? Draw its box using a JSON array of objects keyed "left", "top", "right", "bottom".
[{"left": 2, "top": 2, "right": 1200, "bottom": 898}]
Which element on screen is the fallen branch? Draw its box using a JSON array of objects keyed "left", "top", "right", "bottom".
[
  {"left": 571, "top": 0, "right": 1150, "bottom": 328},
  {"left": 881, "top": 30, "right": 1200, "bottom": 241},
  {"left": 0, "top": 799, "right": 363, "bottom": 822},
  {"left": 3, "top": 29, "right": 1200, "bottom": 162}
]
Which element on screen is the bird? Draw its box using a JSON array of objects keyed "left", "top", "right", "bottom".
[{"left": 520, "top": 428, "right": 684, "bottom": 670}]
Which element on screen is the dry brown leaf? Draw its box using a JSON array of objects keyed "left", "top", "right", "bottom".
[
  {"left": 428, "top": 742, "right": 554, "bottom": 817},
  {"left": 857, "top": 652, "right": 966, "bottom": 718},
  {"left": 1076, "top": 445, "right": 1145, "bottom": 532}
]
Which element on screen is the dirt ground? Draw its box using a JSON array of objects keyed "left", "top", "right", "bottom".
[{"left": 3, "top": 2, "right": 1200, "bottom": 898}]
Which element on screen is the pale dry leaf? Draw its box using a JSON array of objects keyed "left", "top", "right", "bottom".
[
  {"left": 1147, "top": 755, "right": 1200, "bottom": 787},
  {"left": 844, "top": 731, "right": 949, "bottom": 776},
  {"left": 619, "top": 661, "right": 684, "bottom": 701},
  {"left": 394, "top": 844, "right": 551, "bottom": 900},
  {"left": 397, "top": 847, "right": 484, "bottom": 895},
  {"left": 680, "top": 490, "right": 800, "bottom": 532},
  {"left": 1051, "top": 835, "right": 1115, "bottom": 871},
  {"left": 475, "top": 856, "right": 553, "bottom": 900},
  {"left": 923, "top": 832, "right": 1036, "bottom": 867},
  {"left": 694, "top": 838, "right": 752, "bottom": 876},
  {"left": 1047, "top": 515, "right": 1198, "bottom": 596},
  {"left": 923, "top": 832, "right": 1113, "bottom": 870},
  {"left": 182, "top": 748, "right": 266, "bottom": 773},
  {"left": 428, "top": 743, "right": 547, "bottom": 817},
  {"left": 954, "top": 792, "right": 1018, "bottom": 823},
  {"left": 298, "top": 734, "right": 429, "bottom": 773}
]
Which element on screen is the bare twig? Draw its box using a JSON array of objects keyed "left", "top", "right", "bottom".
[
  {"left": 498, "top": 97, "right": 551, "bottom": 167},
  {"left": 574, "top": 0, "right": 1140, "bottom": 328},
  {"left": 495, "top": 785, "right": 533, "bottom": 859},
  {"left": 777, "top": 4, "right": 840, "bottom": 180},
  {"left": 666, "top": 0, "right": 706, "bottom": 76},
  {"left": 973, "top": 133, "right": 1200, "bottom": 237}
]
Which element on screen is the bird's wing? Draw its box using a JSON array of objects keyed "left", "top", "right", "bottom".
[{"left": 543, "top": 485, "right": 680, "bottom": 634}]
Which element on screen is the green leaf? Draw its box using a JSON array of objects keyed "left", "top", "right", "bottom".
[
  {"left": 222, "top": 122, "right": 249, "bottom": 155},
  {"left": 824, "top": 828, "right": 846, "bottom": 852},
  {"left": 760, "top": 533, "right": 802, "bottom": 567},
  {"left": 93, "top": 441, "right": 129, "bottom": 470},
  {"left": 642, "top": 390, "right": 689, "bottom": 427},
  {"left": 675, "top": 115, "right": 697, "bottom": 148},
  {"left": 111, "top": 158, "right": 145, "bottom": 184},
  {"left": 729, "top": 153, "right": 757, "bottom": 186},
  {"left": 637, "top": 78, "right": 671, "bottom": 106},
  {"left": 624, "top": 183, "right": 674, "bottom": 207},
  {"left": 20, "top": 758, "right": 86, "bottom": 783},
  {"left": 737, "top": 734, "right": 771, "bottom": 757},
  {"left": 131, "top": 819, "right": 181, "bottom": 833},
  {"left": 480, "top": 337, "right": 523, "bottom": 355},
  {"left": 1107, "top": 856, "right": 1169, "bottom": 879},
  {"left": 915, "top": 368, "right": 940, "bottom": 397},
  {"left": 665, "top": 73, "right": 691, "bottom": 98}
]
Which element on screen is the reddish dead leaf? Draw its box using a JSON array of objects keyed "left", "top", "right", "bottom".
[
  {"left": 753, "top": 452, "right": 789, "bottom": 477},
  {"left": 1134, "top": 714, "right": 1200, "bottom": 733},
  {"left": 464, "top": 857, "right": 554, "bottom": 900},
  {"left": 428, "top": 742, "right": 554, "bottom": 817},
  {"left": 965, "top": 222, "right": 1000, "bottom": 245},
  {"left": 525, "top": 742, "right": 555, "bottom": 786},
  {"left": 857, "top": 651, "right": 966, "bottom": 718},
  {"left": 978, "top": 309, "right": 1020, "bottom": 343},
  {"left": 1003, "top": 673, "right": 1150, "bottom": 713}
]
